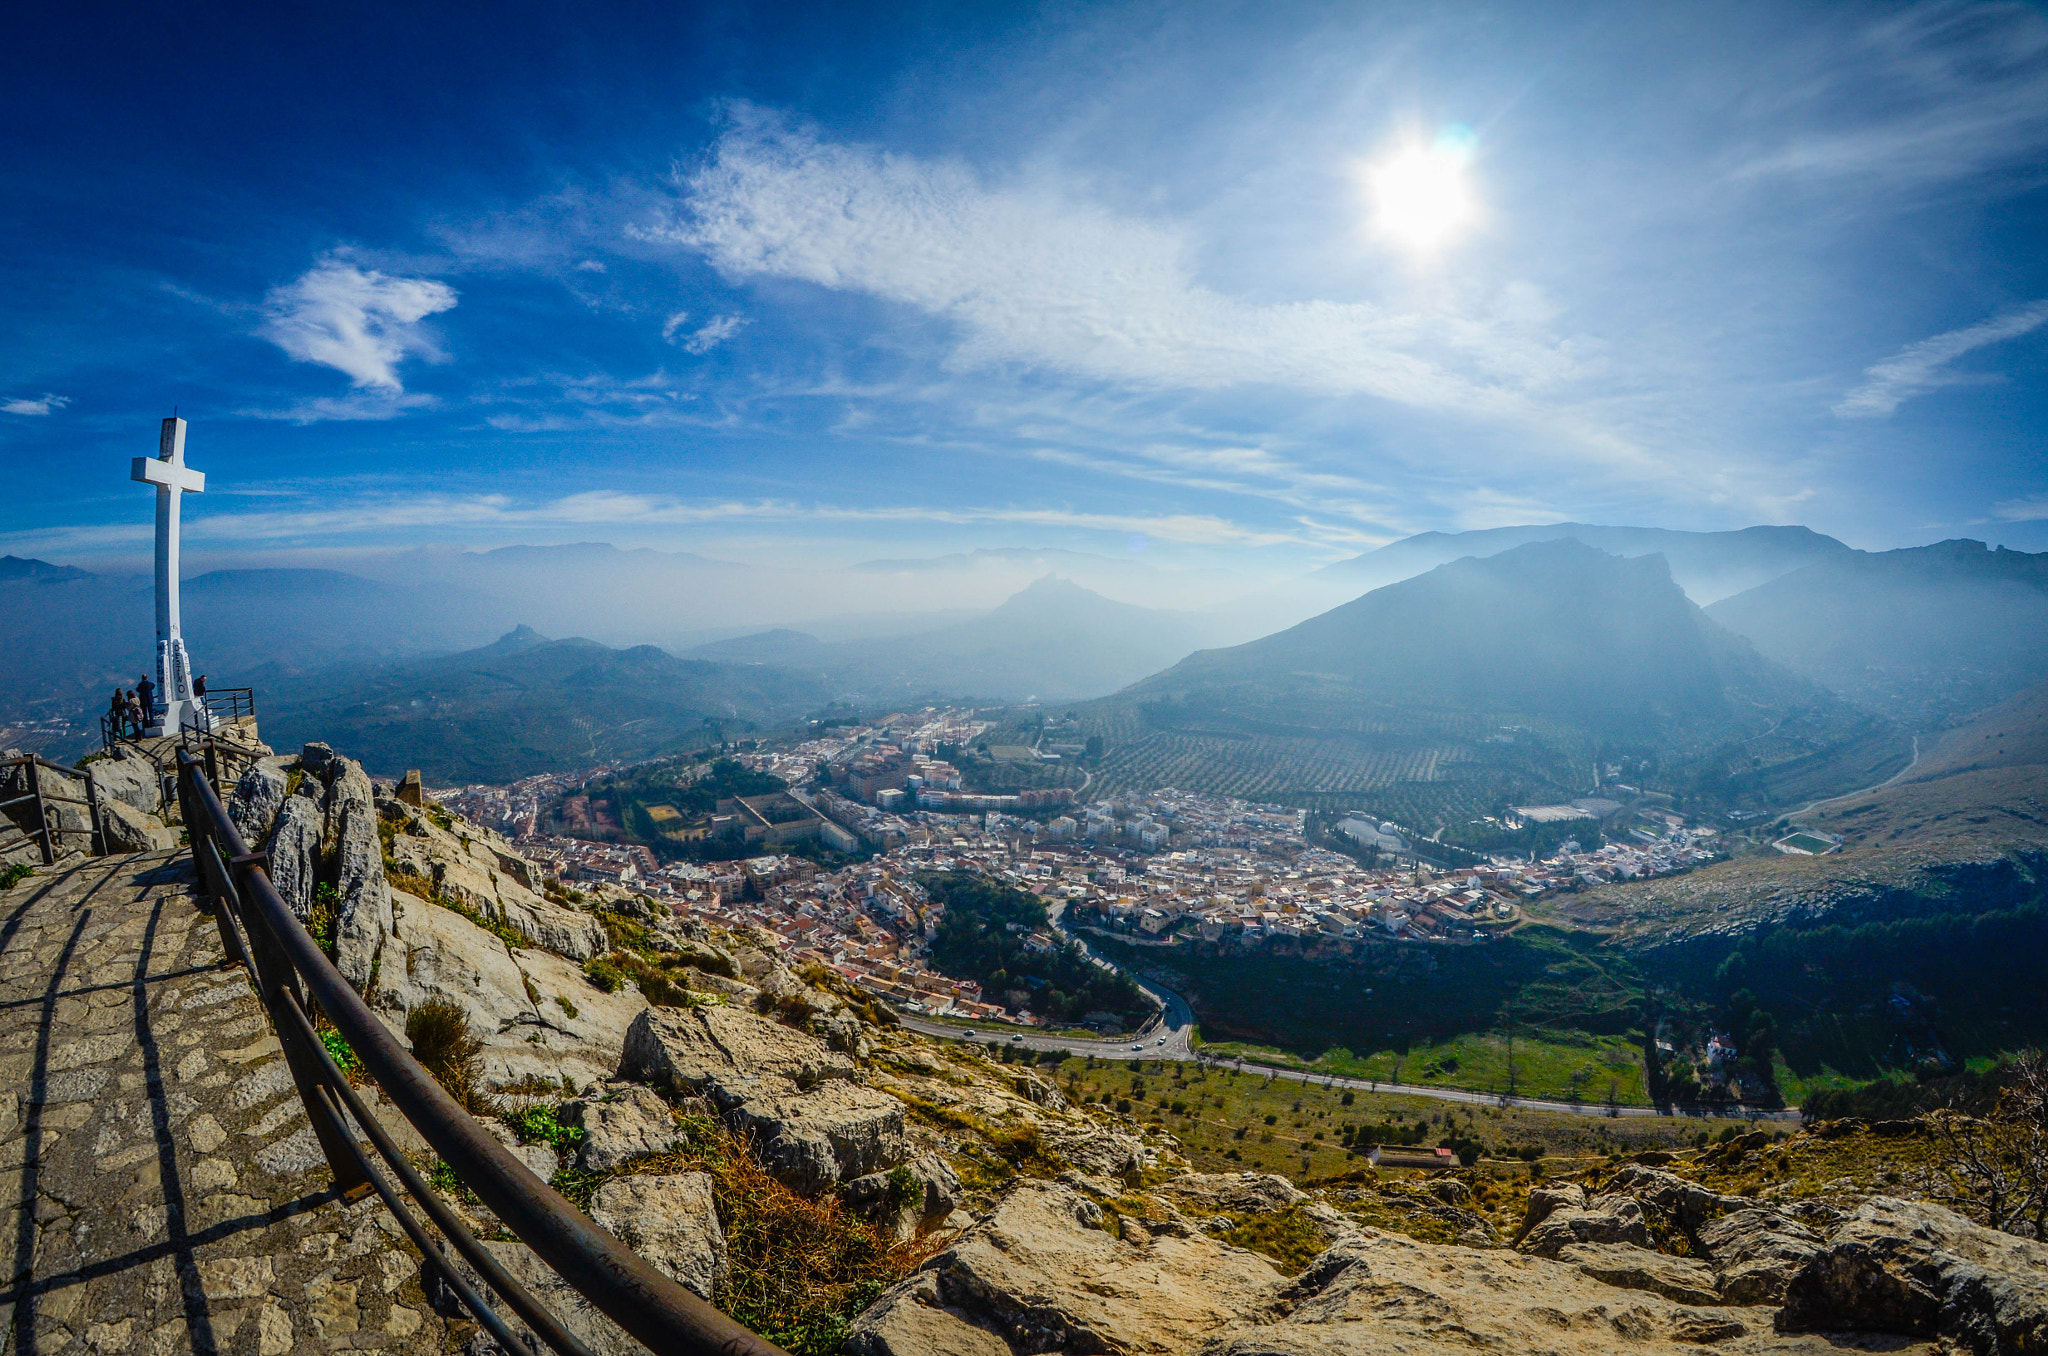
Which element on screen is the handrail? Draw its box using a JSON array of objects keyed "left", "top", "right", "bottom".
[{"left": 175, "top": 751, "right": 791, "bottom": 1356}]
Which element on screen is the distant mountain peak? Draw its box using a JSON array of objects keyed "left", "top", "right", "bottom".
[
  {"left": 484, "top": 624, "right": 551, "bottom": 653},
  {"left": 0, "top": 554, "right": 94, "bottom": 585}
]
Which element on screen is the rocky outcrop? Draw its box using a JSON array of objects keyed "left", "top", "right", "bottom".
[
  {"left": 566, "top": 1085, "right": 684, "bottom": 1172},
  {"left": 381, "top": 798, "right": 608, "bottom": 960},
  {"left": 88, "top": 748, "right": 161, "bottom": 817},
  {"left": 852, "top": 1180, "right": 1286, "bottom": 1356},
  {"left": 726, "top": 1081, "right": 908, "bottom": 1195},
  {"left": 1697, "top": 1208, "right": 1822, "bottom": 1305},
  {"left": 1778, "top": 1197, "right": 2048, "bottom": 1353},
  {"left": 97, "top": 796, "right": 178, "bottom": 853},
  {"left": 842, "top": 1155, "right": 965, "bottom": 1243},
  {"left": 326, "top": 759, "right": 392, "bottom": 991},
  {"left": 267, "top": 791, "right": 323, "bottom": 920},
  {"left": 1559, "top": 1242, "right": 1722, "bottom": 1305},
  {"left": 618, "top": 1004, "right": 906, "bottom": 1192},
  {"left": 1517, "top": 1182, "right": 1653, "bottom": 1258},
  {"left": 619, "top": 1005, "right": 857, "bottom": 1095},
  {"left": 589, "top": 1172, "right": 727, "bottom": 1301},
  {"left": 1195, "top": 1225, "right": 1877, "bottom": 1356},
  {"left": 225, "top": 757, "right": 287, "bottom": 847}
]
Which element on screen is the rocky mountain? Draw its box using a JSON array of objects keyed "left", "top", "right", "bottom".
[
  {"left": 695, "top": 575, "right": 1227, "bottom": 703},
  {"left": 1206, "top": 523, "right": 1853, "bottom": 639},
  {"left": 1705, "top": 539, "right": 2048, "bottom": 730},
  {"left": 1321, "top": 523, "right": 1852, "bottom": 606},
  {"left": 1127, "top": 541, "right": 1862, "bottom": 750},
  {"left": 256, "top": 627, "right": 833, "bottom": 783}
]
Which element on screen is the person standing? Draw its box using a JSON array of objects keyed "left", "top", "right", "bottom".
[
  {"left": 108, "top": 689, "right": 126, "bottom": 739},
  {"left": 125, "top": 690, "right": 143, "bottom": 737},
  {"left": 136, "top": 674, "right": 156, "bottom": 727}
]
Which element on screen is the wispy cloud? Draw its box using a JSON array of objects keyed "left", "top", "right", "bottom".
[
  {"left": 646, "top": 115, "right": 1577, "bottom": 415},
  {"left": 1835, "top": 300, "right": 2048, "bottom": 418},
  {"left": 1, "top": 393, "right": 69, "bottom": 416},
  {"left": 1994, "top": 494, "right": 2048, "bottom": 523},
  {"left": 258, "top": 256, "right": 458, "bottom": 391},
  {"left": 3, "top": 488, "right": 1311, "bottom": 555},
  {"left": 239, "top": 391, "right": 440, "bottom": 424}
]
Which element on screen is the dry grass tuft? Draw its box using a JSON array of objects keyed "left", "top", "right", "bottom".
[{"left": 406, "top": 997, "right": 499, "bottom": 1118}]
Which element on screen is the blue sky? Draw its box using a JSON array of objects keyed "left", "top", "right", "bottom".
[{"left": 4, "top": 0, "right": 2046, "bottom": 592}]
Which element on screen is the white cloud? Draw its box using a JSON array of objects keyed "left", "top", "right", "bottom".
[
  {"left": 2, "top": 393, "right": 70, "bottom": 416},
  {"left": 680, "top": 314, "right": 747, "bottom": 354},
  {"left": 1835, "top": 300, "right": 2048, "bottom": 418},
  {"left": 1993, "top": 494, "right": 2048, "bottom": 523},
  {"left": 240, "top": 391, "right": 440, "bottom": 424},
  {"left": 259, "top": 257, "right": 458, "bottom": 391},
  {"left": 646, "top": 118, "right": 1575, "bottom": 414}
]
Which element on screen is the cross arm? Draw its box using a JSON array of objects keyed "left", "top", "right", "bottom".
[{"left": 132, "top": 456, "right": 205, "bottom": 493}]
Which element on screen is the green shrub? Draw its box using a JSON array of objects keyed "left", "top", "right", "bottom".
[
  {"left": 0, "top": 863, "right": 32, "bottom": 891},
  {"left": 505, "top": 1103, "right": 587, "bottom": 1156},
  {"left": 308, "top": 882, "right": 339, "bottom": 957},
  {"left": 320, "top": 1028, "right": 361, "bottom": 1077},
  {"left": 556, "top": 994, "right": 579, "bottom": 1020},
  {"left": 583, "top": 957, "right": 623, "bottom": 993}
]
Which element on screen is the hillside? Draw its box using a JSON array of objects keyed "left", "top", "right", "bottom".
[
  {"left": 1085, "top": 541, "right": 1896, "bottom": 823},
  {"left": 1706, "top": 539, "right": 2048, "bottom": 729},
  {"left": 693, "top": 575, "right": 1222, "bottom": 703},
  {"left": 258, "top": 627, "right": 832, "bottom": 782}
]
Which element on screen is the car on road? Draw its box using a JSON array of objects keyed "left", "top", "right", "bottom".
[
  {"left": 1156, "top": 1037, "right": 1167, "bottom": 1045},
  {"left": 963, "top": 1031, "right": 976, "bottom": 1039},
  {"left": 1010, "top": 1033, "right": 1024, "bottom": 1043},
  {"left": 1131, "top": 1044, "right": 1144, "bottom": 1051}
]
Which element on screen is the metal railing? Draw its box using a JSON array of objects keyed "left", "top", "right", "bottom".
[
  {"left": 0, "top": 753, "right": 103, "bottom": 865},
  {"left": 175, "top": 751, "right": 789, "bottom": 1356}
]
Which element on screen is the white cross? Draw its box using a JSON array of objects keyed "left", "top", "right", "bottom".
[{"left": 130, "top": 417, "right": 208, "bottom": 733}]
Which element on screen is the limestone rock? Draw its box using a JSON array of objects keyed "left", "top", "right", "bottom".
[
  {"left": 90, "top": 749, "right": 162, "bottom": 817},
  {"left": 854, "top": 1180, "right": 1284, "bottom": 1356},
  {"left": 1778, "top": 1196, "right": 2048, "bottom": 1353},
  {"left": 381, "top": 796, "right": 608, "bottom": 960},
  {"left": 1012, "top": 1071, "right": 1069, "bottom": 1111},
  {"left": 375, "top": 891, "right": 648, "bottom": 1094},
  {"left": 266, "top": 790, "right": 322, "bottom": 922},
  {"left": 1040, "top": 1122, "right": 1148, "bottom": 1179},
  {"left": 589, "top": 1173, "right": 728, "bottom": 1300},
  {"left": 618, "top": 1005, "right": 856, "bottom": 1096},
  {"left": 847, "top": 1273, "right": 1014, "bottom": 1356},
  {"left": 564, "top": 1085, "right": 683, "bottom": 1173},
  {"left": 1159, "top": 1172, "right": 1306, "bottom": 1217},
  {"left": 1697, "top": 1208, "right": 1822, "bottom": 1305},
  {"left": 1602, "top": 1163, "right": 1746, "bottom": 1231},
  {"left": 1519, "top": 1190, "right": 1652, "bottom": 1258},
  {"left": 1195, "top": 1227, "right": 1868, "bottom": 1356},
  {"left": 723, "top": 1080, "right": 908, "bottom": 1194},
  {"left": 299, "top": 742, "right": 335, "bottom": 778},
  {"left": 842, "top": 1154, "right": 963, "bottom": 1242},
  {"left": 325, "top": 759, "right": 393, "bottom": 991},
  {"left": 1560, "top": 1242, "right": 1722, "bottom": 1305},
  {"left": 97, "top": 796, "right": 178, "bottom": 854},
  {"left": 223, "top": 759, "right": 286, "bottom": 846}
]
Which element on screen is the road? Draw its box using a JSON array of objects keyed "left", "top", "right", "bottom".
[
  {"left": 1791, "top": 733, "right": 1921, "bottom": 820},
  {"left": 897, "top": 912, "right": 1799, "bottom": 1123}
]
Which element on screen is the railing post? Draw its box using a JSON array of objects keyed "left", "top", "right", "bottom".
[{"left": 27, "top": 757, "right": 51, "bottom": 866}]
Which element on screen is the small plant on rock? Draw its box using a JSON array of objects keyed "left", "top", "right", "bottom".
[{"left": 406, "top": 997, "right": 497, "bottom": 1117}]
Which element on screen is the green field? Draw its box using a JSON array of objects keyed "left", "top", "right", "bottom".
[{"left": 1198, "top": 1029, "right": 1650, "bottom": 1106}]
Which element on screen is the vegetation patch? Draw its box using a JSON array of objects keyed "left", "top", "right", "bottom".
[
  {"left": 1217, "top": 1206, "right": 1330, "bottom": 1274},
  {"left": 407, "top": 997, "right": 498, "bottom": 1117},
  {"left": 921, "top": 871, "right": 1151, "bottom": 1027}
]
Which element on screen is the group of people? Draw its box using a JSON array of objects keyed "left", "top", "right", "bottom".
[{"left": 108, "top": 672, "right": 207, "bottom": 738}]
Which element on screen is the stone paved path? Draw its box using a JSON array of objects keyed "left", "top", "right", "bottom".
[{"left": 0, "top": 850, "right": 453, "bottom": 1355}]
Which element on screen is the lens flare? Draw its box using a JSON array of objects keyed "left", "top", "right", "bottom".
[{"left": 1366, "top": 126, "right": 1478, "bottom": 252}]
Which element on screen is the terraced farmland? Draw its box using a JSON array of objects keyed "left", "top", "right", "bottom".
[{"left": 1092, "top": 730, "right": 1461, "bottom": 801}]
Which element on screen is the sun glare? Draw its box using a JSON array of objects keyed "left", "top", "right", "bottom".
[{"left": 1366, "top": 127, "right": 1478, "bottom": 252}]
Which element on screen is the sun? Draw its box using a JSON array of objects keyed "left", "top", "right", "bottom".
[{"left": 1366, "top": 128, "right": 1479, "bottom": 252}]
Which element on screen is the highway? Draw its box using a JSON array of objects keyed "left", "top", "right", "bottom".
[{"left": 898, "top": 897, "right": 1799, "bottom": 1123}]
